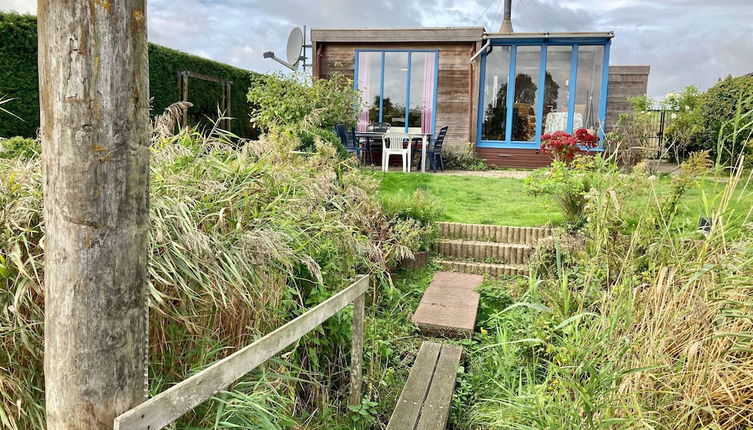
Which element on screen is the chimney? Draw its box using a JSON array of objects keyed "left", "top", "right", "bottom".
[{"left": 499, "top": 0, "right": 514, "bottom": 33}]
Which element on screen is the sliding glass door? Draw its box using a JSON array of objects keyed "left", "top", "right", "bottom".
[
  {"left": 478, "top": 39, "right": 611, "bottom": 148},
  {"left": 355, "top": 50, "right": 438, "bottom": 133}
]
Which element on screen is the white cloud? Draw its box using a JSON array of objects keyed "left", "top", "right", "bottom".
[{"left": 0, "top": 0, "right": 36, "bottom": 14}]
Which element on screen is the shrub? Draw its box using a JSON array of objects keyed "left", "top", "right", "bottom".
[
  {"left": 0, "top": 136, "right": 39, "bottom": 160},
  {"left": 540, "top": 128, "right": 600, "bottom": 162},
  {"left": 441, "top": 142, "right": 488, "bottom": 171},
  {"left": 247, "top": 72, "right": 361, "bottom": 155},
  {"left": 688, "top": 75, "right": 753, "bottom": 164},
  {"left": 525, "top": 154, "right": 620, "bottom": 228}
]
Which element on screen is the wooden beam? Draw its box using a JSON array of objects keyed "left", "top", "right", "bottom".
[{"left": 114, "top": 275, "right": 370, "bottom": 430}]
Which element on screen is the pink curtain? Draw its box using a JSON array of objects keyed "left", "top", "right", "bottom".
[
  {"left": 421, "top": 52, "right": 436, "bottom": 134},
  {"left": 357, "top": 52, "right": 372, "bottom": 132}
]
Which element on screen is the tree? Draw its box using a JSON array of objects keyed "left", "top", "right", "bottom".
[{"left": 38, "top": 1, "right": 150, "bottom": 428}]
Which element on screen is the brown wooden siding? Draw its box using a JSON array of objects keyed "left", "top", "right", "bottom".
[
  {"left": 315, "top": 42, "right": 480, "bottom": 149},
  {"left": 605, "top": 65, "right": 650, "bottom": 131},
  {"left": 476, "top": 147, "right": 553, "bottom": 168}
]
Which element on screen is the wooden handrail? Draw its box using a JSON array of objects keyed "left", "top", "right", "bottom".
[{"left": 114, "top": 275, "right": 370, "bottom": 430}]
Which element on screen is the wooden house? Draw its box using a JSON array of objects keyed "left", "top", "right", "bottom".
[{"left": 311, "top": 27, "right": 649, "bottom": 168}]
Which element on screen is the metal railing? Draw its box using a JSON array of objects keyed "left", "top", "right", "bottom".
[{"left": 114, "top": 275, "right": 369, "bottom": 430}]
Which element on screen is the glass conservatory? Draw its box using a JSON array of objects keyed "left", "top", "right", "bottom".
[{"left": 477, "top": 35, "right": 612, "bottom": 149}]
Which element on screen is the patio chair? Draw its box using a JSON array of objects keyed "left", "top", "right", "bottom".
[
  {"left": 364, "top": 122, "right": 390, "bottom": 164},
  {"left": 334, "top": 124, "right": 361, "bottom": 163},
  {"left": 422, "top": 126, "right": 448, "bottom": 172},
  {"left": 382, "top": 132, "right": 410, "bottom": 173}
]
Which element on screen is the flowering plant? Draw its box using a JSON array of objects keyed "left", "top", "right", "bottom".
[{"left": 540, "top": 128, "right": 600, "bottom": 162}]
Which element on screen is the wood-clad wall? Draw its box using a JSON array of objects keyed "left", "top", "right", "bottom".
[
  {"left": 476, "top": 147, "right": 552, "bottom": 168},
  {"left": 315, "top": 42, "right": 480, "bottom": 148},
  {"left": 605, "top": 65, "right": 650, "bottom": 131}
]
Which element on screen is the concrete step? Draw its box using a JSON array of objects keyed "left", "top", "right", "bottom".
[
  {"left": 437, "top": 259, "right": 527, "bottom": 277},
  {"left": 433, "top": 239, "right": 533, "bottom": 265},
  {"left": 411, "top": 272, "right": 483, "bottom": 338},
  {"left": 438, "top": 222, "right": 552, "bottom": 245}
]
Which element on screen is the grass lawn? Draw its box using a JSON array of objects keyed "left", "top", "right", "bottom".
[
  {"left": 373, "top": 170, "right": 753, "bottom": 229},
  {"left": 374, "top": 172, "right": 562, "bottom": 226}
]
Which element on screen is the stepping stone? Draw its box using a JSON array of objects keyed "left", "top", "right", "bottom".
[{"left": 411, "top": 272, "right": 483, "bottom": 338}]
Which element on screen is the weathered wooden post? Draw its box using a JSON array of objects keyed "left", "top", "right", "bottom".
[
  {"left": 38, "top": 1, "right": 150, "bottom": 428},
  {"left": 349, "top": 286, "right": 366, "bottom": 407}
]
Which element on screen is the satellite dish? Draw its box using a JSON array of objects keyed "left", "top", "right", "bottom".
[{"left": 286, "top": 27, "right": 304, "bottom": 68}]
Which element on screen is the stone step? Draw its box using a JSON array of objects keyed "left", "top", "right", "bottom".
[
  {"left": 411, "top": 272, "right": 483, "bottom": 338},
  {"left": 437, "top": 259, "right": 527, "bottom": 277},
  {"left": 433, "top": 239, "right": 533, "bottom": 265},
  {"left": 438, "top": 222, "right": 552, "bottom": 245}
]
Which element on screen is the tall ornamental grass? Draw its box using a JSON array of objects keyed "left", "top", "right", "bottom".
[
  {"left": 462, "top": 104, "right": 753, "bottom": 429},
  {"left": 0, "top": 111, "right": 431, "bottom": 429}
]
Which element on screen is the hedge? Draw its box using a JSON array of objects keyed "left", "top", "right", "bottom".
[
  {"left": 0, "top": 13, "right": 259, "bottom": 138},
  {"left": 690, "top": 75, "right": 753, "bottom": 163}
]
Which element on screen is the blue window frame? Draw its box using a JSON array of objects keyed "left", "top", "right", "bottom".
[
  {"left": 477, "top": 38, "right": 611, "bottom": 149},
  {"left": 354, "top": 49, "right": 439, "bottom": 134}
]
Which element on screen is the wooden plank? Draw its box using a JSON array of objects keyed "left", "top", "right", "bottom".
[
  {"left": 416, "top": 345, "right": 463, "bottom": 430},
  {"left": 114, "top": 275, "right": 370, "bottom": 430},
  {"left": 349, "top": 292, "right": 366, "bottom": 407},
  {"left": 386, "top": 342, "right": 442, "bottom": 430}
]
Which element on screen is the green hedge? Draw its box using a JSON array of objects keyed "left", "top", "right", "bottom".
[
  {"left": 0, "top": 13, "right": 259, "bottom": 138},
  {"left": 690, "top": 75, "right": 753, "bottom": 163}
]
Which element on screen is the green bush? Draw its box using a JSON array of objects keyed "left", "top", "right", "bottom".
[
  {"left": 247, "top": 72, "right": 360, "bottom": 155},
  {"left": 0, "top": 13, "right": 259, "bottom": 138},
  {"left": 688, "top": 75, "right": 753, "bottom": 164},
  {"left": 0, "top": 136, "right": 39, "bottom": 160},
  {"left": 441, "top": 143, "right": 488, "bottom": 171}
]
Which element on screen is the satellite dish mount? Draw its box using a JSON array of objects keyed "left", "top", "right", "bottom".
[{"left": 263, "top": 26, "right": 311, "bottom": 71}]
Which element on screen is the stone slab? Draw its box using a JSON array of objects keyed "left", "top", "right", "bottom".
[
  {"left": 430, "top": 271, "right": 483, "bottom": 291},
  {"left": 420, "top": 285, "right": 480, "bottom": 310}
]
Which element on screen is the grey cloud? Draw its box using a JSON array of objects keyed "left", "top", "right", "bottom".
[{"left": 1, "top": 0, "right": 751, "bottom": 98}]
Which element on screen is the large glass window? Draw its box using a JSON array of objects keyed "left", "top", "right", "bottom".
[
  {"left": 542, "top": 46, "right": 572, "bottom": 134},
  {"left": 575, "top": 45, "right": 604, "bottom": 132},
  {"left": 478, "top": 41, "right": 609, "bottom": 147},
  {"left": 382, "top": 52, "right": 408, "bottom": 128},
  {"left": 356, "top": 52, "right": 381, "bottom": 129},
  {"left": 408, "top": 52, "right": 437, "bottom": 133},
  {"left": 356, "top": 51, "right": 437, "bottom": 132},
  {"left": 511, "top": 46, "right": 541, "bottom": 141},
  {"left": 481, "top": 45, "right": 511, "bottom": 141}
]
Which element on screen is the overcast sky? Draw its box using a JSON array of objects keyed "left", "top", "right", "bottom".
[{"left": 2, "top": 0, "right": 751, "bottom": 98}]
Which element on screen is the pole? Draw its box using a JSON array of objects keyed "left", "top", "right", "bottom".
[
  {"left": 38, "top": 1, "right": 150, "bottom": 428},
  {"left": 349, "top": 291, "right": 366, "bottom": 407}
]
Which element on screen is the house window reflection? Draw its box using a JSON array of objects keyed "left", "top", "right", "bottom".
[
  {"left": 511, "top": 46, "right": 540, "bottom": 142},
  {"left": 542, "top": 45, "right": 571, "bottom": 134}
]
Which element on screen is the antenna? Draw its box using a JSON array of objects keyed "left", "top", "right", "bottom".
[{"left": 263, "top": 26, "right": 312, "bottom": 71}]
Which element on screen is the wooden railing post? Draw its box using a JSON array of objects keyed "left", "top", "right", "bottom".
[{"left": 349, "top": 287, "right": 366, "bottom": 407}]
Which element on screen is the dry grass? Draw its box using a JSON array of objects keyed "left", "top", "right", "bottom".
[{"left": 0, "top": 112, "right": 431, "bottom": 429}]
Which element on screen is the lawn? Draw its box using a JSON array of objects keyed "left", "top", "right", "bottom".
[
  {"left": 374, "top": 170, "right": 753, "bottom": 230},
  {"left": 374, "top": 172, "right": 562, "bottom": 226}
]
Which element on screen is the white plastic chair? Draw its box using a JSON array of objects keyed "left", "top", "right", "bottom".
[{"left": 382, "top": 132, "right": 411, "bottom": 173}]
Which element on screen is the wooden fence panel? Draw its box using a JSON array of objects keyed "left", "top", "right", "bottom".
[{"left": 114, "top": 275, "right": 369, "bottom": 430}]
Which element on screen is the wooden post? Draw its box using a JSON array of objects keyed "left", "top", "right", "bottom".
[
  {"left": 349, "top": 291, "right": 366, "bottom": 407},
  {"left": 38, "top": 1, "right": 150, "bottom": 429}
]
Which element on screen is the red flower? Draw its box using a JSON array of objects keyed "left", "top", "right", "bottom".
[{"left": 540, "top": 129, "right": 600, "bottom": 162}]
